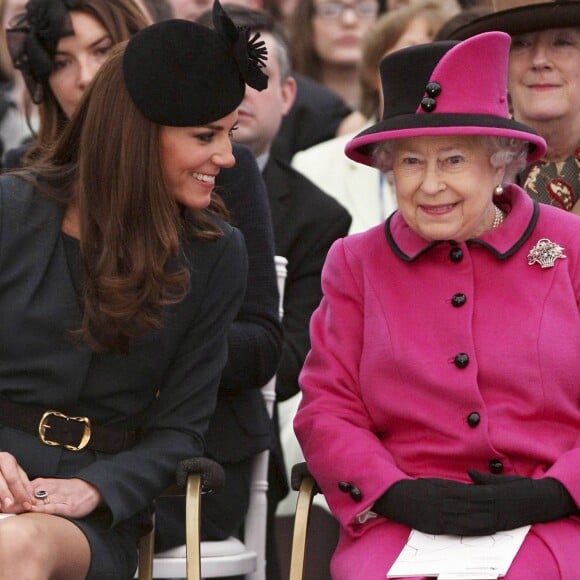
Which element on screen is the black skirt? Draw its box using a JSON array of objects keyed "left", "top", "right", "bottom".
[{"left": 70, "top": 509, "right": 145, "bottom": 579}]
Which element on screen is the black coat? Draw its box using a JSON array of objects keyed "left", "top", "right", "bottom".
[
  {"left": 0, "top": 174, "right": 247, "bottom": 527},
  {"left": 204, "top": 144, "right": 283, "bottom": 463},
  {"left": 272, "top": 74, "right": 352, "bottom": 163},
  {"left": 263, "top": 155, "right": 352, "bottom": 402},
  {"left": 262, "top": 154, "right": 351, "bottom": 521}
]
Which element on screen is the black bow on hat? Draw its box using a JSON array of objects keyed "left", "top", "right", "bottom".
[
  {"left": 123, "top": 0, "right": 268, "bottom": 127},
  {"left": 6, "top": 0, "right": 76, "bottom": 104}
]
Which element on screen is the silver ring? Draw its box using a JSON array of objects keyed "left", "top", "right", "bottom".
[{"left": 34, "top": 490, "right": 50, "bottom": 504}]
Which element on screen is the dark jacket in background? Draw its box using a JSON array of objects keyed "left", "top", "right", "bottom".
[
  {"left": 263, "top": 153, "right": 351, "bottom": 504},
  {"left": 272, "top": 74, "right": 352, "bottom": 163},
  {"left": 205, "top": 143, "right": 283, "bottom": 462},
  {"left": 263, "top": 155, "right": 352, "bottom": 402}
]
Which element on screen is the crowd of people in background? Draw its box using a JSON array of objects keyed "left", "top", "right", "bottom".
[{"left": 0, "top": 0, "right": 578, "bottom": 579}]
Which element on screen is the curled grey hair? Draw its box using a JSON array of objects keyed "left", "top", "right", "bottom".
[{"left": 372, "top": 136, "right": 529, "bottom": 183}]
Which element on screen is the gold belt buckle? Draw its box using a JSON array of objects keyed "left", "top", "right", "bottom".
[{"left": 38, "top": 410, "right": 92, "bottom": 451}]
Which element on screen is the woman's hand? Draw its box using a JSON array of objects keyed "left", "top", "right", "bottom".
[
  {"left": 467, "top": 470, "right": 579, "bottom": 532},
  {"left": 373, "top": 472, "right": 579, "bottom": 536},
  {"left": 0, "top": 451, "right": 36, "bottom": 513},
  {"left": 373, "top": 477, "right": 486, "bottom": 535},
  {"left": 28, "top": 477, "right": 102, "bottom": 519}
]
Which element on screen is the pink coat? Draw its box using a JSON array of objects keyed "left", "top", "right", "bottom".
[{"left": 294, "top": 185, "right": 580, "bottom": 579}]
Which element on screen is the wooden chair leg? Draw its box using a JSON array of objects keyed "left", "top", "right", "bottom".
[
  {"left": 138, "top": 526, "right": 155, "bottom": 580},
  {"left": 288, "top": 476, "right": 316, "bottom": 580},
  {"left": 185, "top": 473, "right": 202, "bottom": 580}
]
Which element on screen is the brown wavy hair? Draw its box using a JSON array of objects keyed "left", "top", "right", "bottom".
[
  {"left": 24, "top": 0, "right": 149, "bottom": 164},
  {"left": 288, "top": 0, "right": 323, "bottom": 82},
  {"left": 28, "top": 43, "right": 228, "bottom": 353}
]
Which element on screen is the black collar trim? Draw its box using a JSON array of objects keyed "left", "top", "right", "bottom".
[{"left": 384, "top": 200, "right": 539, "bottom": 262}]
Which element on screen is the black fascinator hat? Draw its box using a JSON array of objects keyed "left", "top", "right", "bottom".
[
  {"left": 122, "top": 0, "right": 268, "bottom": 127},
  {"left": 6, "top": 0, "right": 76, "bottom": 104}
]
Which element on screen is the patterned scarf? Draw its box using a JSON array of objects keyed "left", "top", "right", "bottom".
[{"left": 518, "top": 146, "right": 580, "bottom": 211}]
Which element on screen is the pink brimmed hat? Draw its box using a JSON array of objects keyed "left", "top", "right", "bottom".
[{"left": 345, "top": 31, "right": 547, "bottom": 168}]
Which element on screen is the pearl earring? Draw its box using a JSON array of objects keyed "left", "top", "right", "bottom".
[{"left": 494, "top": 184, "right": 504, "bottom": 196}]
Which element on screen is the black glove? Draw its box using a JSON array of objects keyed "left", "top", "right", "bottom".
[
  {"left": 374, "top": 474, "right": 579, "bottom": 537},
  {"left": 467, "top": 470, "right": 579, "bottom": 532},
  {"left": 373, "top": 477, "right": 496, "bottom": 536}
]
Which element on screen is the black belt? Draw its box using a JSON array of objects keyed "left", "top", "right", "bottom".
[{"left": 0, "top": 397, "right": 142, "bottom": 453}]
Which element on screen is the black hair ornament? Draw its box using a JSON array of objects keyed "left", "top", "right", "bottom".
[
  {"left": 212, "top": 0, "right": 268, "bottom": 91},
  {"left": 6, "top": 0, "right": 77, "bottom": 103}
]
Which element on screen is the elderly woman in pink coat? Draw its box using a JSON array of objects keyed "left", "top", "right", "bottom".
[{"left": 294, "top": 31, "right": 580, "bottom": 580}]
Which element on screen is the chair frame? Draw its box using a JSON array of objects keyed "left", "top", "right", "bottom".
[
  {"left": 288, "top": 463, "right": 319, "bottom": 580},
  {"left": 137, "top": 255, "right": 287, "bottom": 580}
]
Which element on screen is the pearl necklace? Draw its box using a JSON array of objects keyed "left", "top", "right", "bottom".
[{"left": 492, "top": 205, "right": 505, "bottom": 229}]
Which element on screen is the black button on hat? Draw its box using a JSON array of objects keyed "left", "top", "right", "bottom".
[
  {"left": 420, "top": 97, "right": 437, "bottom": 112},
  {"left": 350, "top": 486, "right": 363, "bottom": 502},
  {"left": 421, "top": 82, "right": 442, "bottom": 112},
  {"left": 425, "top": 81, "right": 441, "bottom": 97},
  {"left": 338, "top": 481, "right": 352, "bottom": 492}
]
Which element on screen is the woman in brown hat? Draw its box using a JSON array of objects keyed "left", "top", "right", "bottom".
[
  {"left": 0, "top": 3, "right": 268, "bottom": 578},
  {"left": 450, "top": 0, "right": 580, "bottom": 213}
]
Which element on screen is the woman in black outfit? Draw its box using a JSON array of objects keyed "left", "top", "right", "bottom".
[{"left": 0, "top": 3, "right": 271, "bottom": 577}]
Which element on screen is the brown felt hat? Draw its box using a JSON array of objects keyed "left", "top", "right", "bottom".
[{"left": 450, "top": 0, "right": 580, "bottom": 40}]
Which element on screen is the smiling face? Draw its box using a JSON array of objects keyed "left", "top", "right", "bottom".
[
  {"left": 391, "top": 135, "right": 505, "bottom": 242},
  {"left": 48, "top": 11, "right": 113, "bottom": 119},
  {"left": 312, "top": 0, "right": 378, "bottom": 68},
  {"left": 508, "top": 27, "right": 580, "bottom": 129},
  {"left": 159, "top": 110, "right": 238, "bottom": 210}
]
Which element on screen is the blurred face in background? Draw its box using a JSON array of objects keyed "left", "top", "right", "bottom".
[
  {"left": 0, "top": 0, "right": 27, "bottom": 82},
  {"left": 48, "top": 11, "right": 113, "bottom": 118},
  {"left": 2, "top": 0, "right": 26, "bottom": 28},
  {"left": 508, "top": 27, "right": 580, "bottom": 129},
  {"left": 386, "top": 0, "right": 409, "bottom": 9},
  {"left": 168, "top": 0, "right": 213, "bottom": 20},
  {"left": 312, "top": 0, "right": 379, "bottom": 68},
  {"left": 168, "top": 0, "right": 262, "bottom": 21}
]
